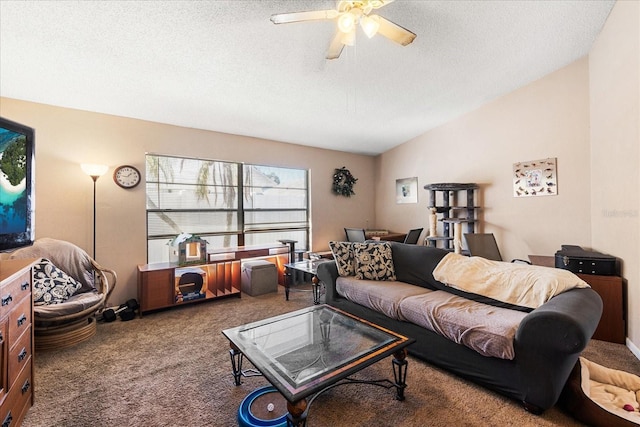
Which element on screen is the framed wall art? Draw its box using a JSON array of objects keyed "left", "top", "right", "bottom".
[
  {"left": 396, "top": 177, "right": 418, "bottom": 204},
  {"left": 513, "top": 157, "right": 557, "bottom": 197}
]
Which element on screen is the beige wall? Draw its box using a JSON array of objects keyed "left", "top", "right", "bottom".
[
  {"left": 589, "top": 1, "right": 640, "bottom": 350},
  {"left": 375, "top": 57, "right": 592, "bottom": 261},
  {"left": 0, "top": 98, "right": 376, "bottom": 305}
]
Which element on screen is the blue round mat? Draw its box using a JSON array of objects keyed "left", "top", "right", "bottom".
[{"left": 238, "top": 385, "right": 288, "bottom": 427}]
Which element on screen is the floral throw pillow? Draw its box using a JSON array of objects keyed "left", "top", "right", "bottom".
[
  {"left": 353, "top": 242, "right": 396, "bottom": 281},
  {"left": 329, "top": 241, "right": 355, "bottom": 276},
  {"left": 33, "top": 258, "right": 83, "bottom": 306}
]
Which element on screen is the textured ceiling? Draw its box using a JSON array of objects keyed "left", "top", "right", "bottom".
[{"left": 0, "top": 1, "right": 615, "bottom": 155}]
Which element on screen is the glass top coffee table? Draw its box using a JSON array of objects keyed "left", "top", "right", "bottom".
[{"left": 222, "top": 304, "right": 414, "bottom": 426}]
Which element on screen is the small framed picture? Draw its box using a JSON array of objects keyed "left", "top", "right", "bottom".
[
  {"left": 513, "top": 158, "right": 557, "bottom": 197},
  {"left": 396, "top": 177, "right": 418, "bottom": 204}
]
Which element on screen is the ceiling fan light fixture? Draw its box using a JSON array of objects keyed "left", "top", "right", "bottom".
[
  {"left": 272, "top": 0, "right": 414, "bottom": 60},
  {"left": 337, "top": 11, "right": 357, "bottom": 33},
  {"left": 360, "top": 15, "right": 380, "bottom": 38}
]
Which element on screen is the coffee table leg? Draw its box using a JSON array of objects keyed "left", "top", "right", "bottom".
[
  {"left": 392, "top": 348, "right": 408, "bottom": 401},
  {"left": 285, "top": 266, "right": 292, "bottom": 301},
  {"left": 286, "top": 399, "right": 308, "bottom": 427},
  {"left": 312, "top": 275, "right": 321, "bottom": 305},
  {"left": 229, "top": 343, "right": 244, "bottom": 386}
]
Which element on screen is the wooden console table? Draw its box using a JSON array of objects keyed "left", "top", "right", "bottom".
[
  {"left": 138, "top": 244, "right": 289, "bottom": 315},
  {"left": 529, "top": 255, "right": 626, "bottom": 344}
]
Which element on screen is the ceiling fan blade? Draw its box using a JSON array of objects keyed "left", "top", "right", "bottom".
[
  {"left": 371, "top": 15, "right": 416, "bottom": 46},
  {"left": 271, "top": 9, "right": 339, "bottom": 25},
  {"left": 326, "top": 30, "right": 346, "bottom": 60}
]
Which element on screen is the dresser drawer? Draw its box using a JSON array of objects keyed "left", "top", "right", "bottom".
[
  {"left": 8, "top": 296, "right": 31, "bottom": 347},
  {"left": 0, "top": 270, "right": 31, "bottom": 320},
  {"left": 0, "top": 359, "right": 32, "bottom": 427},
  {"left": 8, "top": 325, "right": 31, "bottom": 389}
]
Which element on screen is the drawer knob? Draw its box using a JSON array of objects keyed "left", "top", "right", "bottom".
[
  {"left": 21, "top": 379, "right": 30, "bottom": 394},
  {"left": 17, "top": 314, "right": 27, "bottom": 327},
  {"left": 20, "top": 282, "right": 29, "bottom": 291},
  {"left": 1, "top": 295, "right": 12, "bottom": 306},
  {"left": 17, "top": 348, "right": 27, "bottom": 363}
]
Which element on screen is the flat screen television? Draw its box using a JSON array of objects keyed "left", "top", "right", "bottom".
[{"left": 0, "top": 117, "right": 35, "bottom": 252}]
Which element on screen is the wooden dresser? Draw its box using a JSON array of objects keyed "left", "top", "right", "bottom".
[{"left": 0, "top": 259, "right": 35, "bottom": 427}]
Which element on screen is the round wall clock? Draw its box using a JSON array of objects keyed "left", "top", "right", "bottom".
[{"left": 113, "top": 165, "right": 141, "bottom": 189}]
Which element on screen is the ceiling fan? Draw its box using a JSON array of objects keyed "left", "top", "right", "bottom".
[{"left": 271, "top": 0, "right": 416, "bottom": 60}]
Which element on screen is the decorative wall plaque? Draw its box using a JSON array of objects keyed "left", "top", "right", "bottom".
[{"left": 513, "top": 157, "right": 557, "bottom": 197}]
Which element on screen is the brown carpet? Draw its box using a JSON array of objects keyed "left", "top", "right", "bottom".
[{"left": 23, "top": 286, "right": 640, "bottom": 427}]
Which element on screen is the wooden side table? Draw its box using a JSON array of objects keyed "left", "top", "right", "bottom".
[
  {"left": 577, "top": 273, "right": 626, "bottom": 344},
  {"left": 529, "top": 255, "right": 626, "bottom": 344}
]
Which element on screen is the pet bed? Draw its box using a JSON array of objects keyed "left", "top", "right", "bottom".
[{"left": 560, "top": 357, "right": 640, "bottom": 427}]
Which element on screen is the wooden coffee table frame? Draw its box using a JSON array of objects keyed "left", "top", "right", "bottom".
[{"left": 223, "top": 305, "right": 414, "bottom": 427}]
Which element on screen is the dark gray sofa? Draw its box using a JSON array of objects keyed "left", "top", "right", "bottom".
[{"left": 316, "top": 242, "right": 603, "bottom": 414}]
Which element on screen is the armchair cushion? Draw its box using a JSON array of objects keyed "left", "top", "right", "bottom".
[
  {"left": 34, "top": 291, "right": 103, "bottom": 319},
  {"left": 33, "top": 258, "right": 83, "bottom": 306}
]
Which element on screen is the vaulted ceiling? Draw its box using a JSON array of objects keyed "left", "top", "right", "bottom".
[{"left": 0, "top": 1, "right": 615, "bottom": 155}]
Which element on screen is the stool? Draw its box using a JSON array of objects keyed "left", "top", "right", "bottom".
[{"left": 242, "top": 260, "right": 278, "bottom": 296}]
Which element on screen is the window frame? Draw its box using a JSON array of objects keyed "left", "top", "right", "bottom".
[{"left": 145, "top": 154, "right": 310, "bottom": 263}]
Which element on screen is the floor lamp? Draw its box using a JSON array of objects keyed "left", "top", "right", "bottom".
[{"left": 81, "top": 163, "right": 109, "bottom": 259}]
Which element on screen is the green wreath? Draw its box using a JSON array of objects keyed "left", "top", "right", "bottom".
[{"left": 332, "top": 167, "right": 357, "bottom": 197}]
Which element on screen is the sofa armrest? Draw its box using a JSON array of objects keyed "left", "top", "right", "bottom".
[
  {"left": 514, "top": 287, "right": 603, "bottom": 412},
  {"left": 317, "top": 260, "right": 339, "bottom": 302},
  {"left": 515, "top": 287, "right": 602, "bottom": 352}
]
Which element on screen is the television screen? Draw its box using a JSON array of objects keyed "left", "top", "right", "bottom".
[{"left": 0, "top": 117, "right": 35, "bottom": 251}]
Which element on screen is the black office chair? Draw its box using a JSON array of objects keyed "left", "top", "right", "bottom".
[
  {"left": 464, "top": 233, "right": 530, "bottom": 263},
  {"left": 344, "top": 228, "right": 366, "bottom": 242},
  {"left": 403, "top": 228, "right": 423, "bottom": 244}
]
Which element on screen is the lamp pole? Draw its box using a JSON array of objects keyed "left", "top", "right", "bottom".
[
  {"left": 90, "top": 174, "right": 99, "bottom": 259},
  {"left": 81, "top": 164, "right": 109, "bottom": 259}
]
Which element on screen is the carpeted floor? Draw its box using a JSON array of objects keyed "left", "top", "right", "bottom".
[{"left": 23, "top": 285, "right": 640, "bottom": 427}]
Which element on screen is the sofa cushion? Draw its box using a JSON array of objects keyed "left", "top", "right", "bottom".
[
  {"left": 433, "top": 252, "right": 590, "bottom": 310},
  {"left": 329, "top": 241, "right": 355, "bottom": 276},
  {"left": 353, "top": 242, "right": 396, "bottom": 281},
  {"left": 398, "top": 290, "right": 527, "bottom": 360},
  {"left": 33, "top": 258, "right": 83, "bottom": 306},
  {"left": 336, "top": 276, "right": 432, "bottom": 320},
  {"left": 390, "top": 243, "right": 448, "bottom": 290}
]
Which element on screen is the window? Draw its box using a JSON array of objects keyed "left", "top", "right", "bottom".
[{"left": 145, "top": 154, "right": 309, "bottom": 263}]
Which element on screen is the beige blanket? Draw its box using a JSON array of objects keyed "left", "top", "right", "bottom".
[{"left": 432, "top": 253, "right": 589, "bottom": 309}]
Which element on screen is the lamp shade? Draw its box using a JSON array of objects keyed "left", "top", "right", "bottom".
[{"left": 81, "top": 163, "right": 109, "bottom": 178}]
